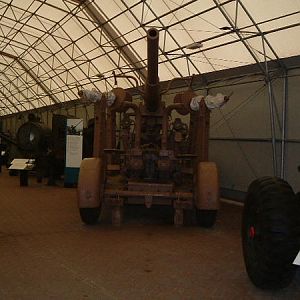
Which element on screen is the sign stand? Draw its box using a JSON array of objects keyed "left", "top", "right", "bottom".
[
  {"left": 9, "top": 159, "right": 35, "bottom": 186},
  {"left": 64, "top": 119, "right": 83, "bottom": 187}
]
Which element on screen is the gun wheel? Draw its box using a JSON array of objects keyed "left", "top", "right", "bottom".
[
  {"left": 196, "top": 209, "right": 217, "bottom": 228},
  {"left": 194, "top": 162, "right": 219, "bottom": 228},
  {"left": 242, "top": 176, "right": 300, "bottom": 289},
  {"left": 77, "top": 158, "right": 104, "bottom": 226},
  {"left": 79, "top": 207, "right": 101, "bottom": 225}
]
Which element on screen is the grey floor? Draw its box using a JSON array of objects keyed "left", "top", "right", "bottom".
[{"left": 0, "top": 169, "right": 300, "bottom": 300}]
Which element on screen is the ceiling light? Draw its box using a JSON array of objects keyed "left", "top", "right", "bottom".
[
  {"left": 185, "top": 42, "right": 203, "bottom": 50},
  {"left": 220, "top": 26, "right": 233, "bottom": 31}
]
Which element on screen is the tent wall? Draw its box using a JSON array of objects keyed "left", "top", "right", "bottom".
[
  {"left": 1, "top": 103, "right": 95, "bottom": 134},
  {"left": 1, "top": 64, "right": 300, "bottom": 199},
  {"left": 209, "top": 68, "right": 300, "bottom": 197}
]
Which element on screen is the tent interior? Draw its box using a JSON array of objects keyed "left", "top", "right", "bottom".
[{"left": 1, "top": 0, "right": 300, "bottom": 194}]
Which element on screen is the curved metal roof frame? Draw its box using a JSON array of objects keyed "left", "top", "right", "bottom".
[{"left": 0, "top": 0, "right": 299, "bottom": 116}]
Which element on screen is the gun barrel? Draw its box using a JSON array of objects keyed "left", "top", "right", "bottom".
[
  {"left": 0, "top": 132, "right": 17, "bottom": 146},
  {"left": 145, "top": 28, "right": 160, "bottom": 112}
]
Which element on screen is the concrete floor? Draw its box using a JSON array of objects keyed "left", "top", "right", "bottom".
[{"left": 0, "top": 169, "right": 300, "bottom": 300}]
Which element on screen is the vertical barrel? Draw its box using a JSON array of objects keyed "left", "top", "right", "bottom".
[{"left": 145, "top": 28, "right": 160, "bottom": 112}]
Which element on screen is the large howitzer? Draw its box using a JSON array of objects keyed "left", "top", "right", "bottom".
[
  {"left": 78, "top": 28, "right": 221, "bottom": 226},
  {"left": 0, "top": 116, "right": 52, "bottom": 175},
  {"left": 2, "top": 114, "right": 66, "bottom": 183},
  {"left": 17, "top": 117, "right": 52, "bottom": 156},
  {"left": 0, "top": 117, "right": 52, "bottom": 157}
]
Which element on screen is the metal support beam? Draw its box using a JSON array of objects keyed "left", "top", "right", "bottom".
[
  {"left": 238, "top": 0, "right": 286, "bottom": 71},
  {"left": 0, "top": 89, "right": 18, "bottom": 114},
  {"left": 17, "top": 59, "right": 59, "bottom": 104},
  {"left": 161, "top": 22, "right": 300, "bottom": 64},
  {"left": 213, "top": 0, "right": 266, "bottom": 75},
  {"left": 2, "top": 72, "right": 37, "bottom": 109},
  {"left": 267, "top": 79, "right": 278, "bottom": 176},
  {"left": 281, "top": 71, "right": 288, "bottom": 179},
  {"left": 261, "top": 36, "right": 278, "bottom": 176},
  {"left": 120, "top": 0, "right": 184, "bottom": 78},
  {"left": 262, "top": 36, "right": 278, "bottom": 176},
  {"left": 0, "top": 50, "right": 60, "bottom": 104},
  {"left": 71, "top": 0, "right": 147, "bottom": 81}
]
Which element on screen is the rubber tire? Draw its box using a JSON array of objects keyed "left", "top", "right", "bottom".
[
  {"left": 80, "top": 207, "right": 101, "bottom": 225},
  {"left": 196, "top": 209, "right": 217, "bottom": 228},
  {"left": 242, "top": 176, "right": 300, "bottom": 289}
]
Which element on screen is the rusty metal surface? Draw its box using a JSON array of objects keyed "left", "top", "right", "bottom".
[
  {"left": 83, "top": 28, "right": 216, "bottom": 226},
  {"left": 127, "top": 181, "right": 174, "bottom": 192},
  {"left": 195, "top": 161, "right": 220, "bottom": 210},
  {"left": 93, "top": 100, "right": 106, "bottom": 158},
  {"left": 126, "top": 197, "right": 172, "bottom": 206},
  {"left": 173, "top": 90, "right": 196, "bottom": 115},
  {"left": 144, "top": 28, "right": 160, "bottom": 112},
  {"left": 196, "top": 100, "right": 210, "bottom": 162},
  {"left": 77, "top": 158, "right": 103, "bottom": 208},
  {"left": 110, "top": 87, "right": 132, "bottom": 111},
  {"left": 174, "top": 208, "right": 184, "bottom": 226},
  {"left": 105, "top": 189, "right": 193, "bottom": 199}
]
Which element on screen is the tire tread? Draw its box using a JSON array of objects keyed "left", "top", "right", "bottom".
[{"left": 242, "top": 176, "right": 300, "bottom": 289}]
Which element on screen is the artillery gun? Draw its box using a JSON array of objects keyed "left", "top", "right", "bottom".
[
  {"left": 77, "top": 28, "right": 222, "bottom": 227},
  {"left": 2, "top": 113, "right": 66, "bottom": 183}
]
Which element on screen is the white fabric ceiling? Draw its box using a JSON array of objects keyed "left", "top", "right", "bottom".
[{"left": 0, "top": 0, "right": 299, "bottom": 115}]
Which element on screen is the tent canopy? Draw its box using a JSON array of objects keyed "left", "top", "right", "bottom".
[{"left": 0, "top": 0, "right": 299, "bottom": 115}]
